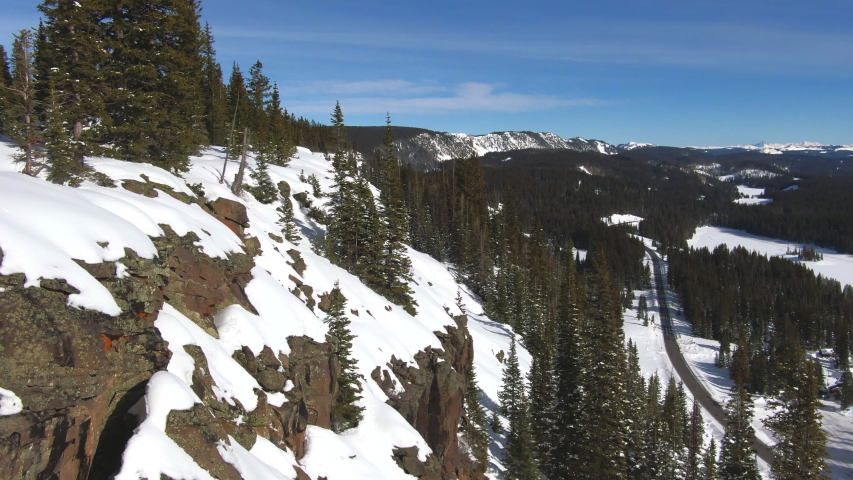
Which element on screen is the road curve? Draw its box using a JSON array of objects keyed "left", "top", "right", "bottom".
[{"left": 645, "top": 247, "right": 774, "bottom": 466}]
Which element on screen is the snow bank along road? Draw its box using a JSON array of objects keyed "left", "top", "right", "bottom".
[{"left": 646, "top": 247, "right": 774, "bottom": 466}]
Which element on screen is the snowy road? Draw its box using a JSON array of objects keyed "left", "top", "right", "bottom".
[{"left": 646, "top": 247, "right": 775, "bottom": 467}]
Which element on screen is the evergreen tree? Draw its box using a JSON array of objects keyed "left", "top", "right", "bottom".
[
  {"left": 42, "top": 78, "right": 82, "bottom": 184},
  {"left": 702, "top": 439, "right": 719, "bottom": 480},
  {"left": 7, "top": 29, "right": 41, "bottom": 176},
  {"left": 267, "top": 83, "right": 295, "bottom": 166},
  {"left": 719, "top": 380, "right": 760, "bottom": 480},
  {"left": 377, "top": 114, "right": 417, "bottom": 314},
  {"left": 106, "top": 0, "right": 205, "bottom": 171},
  {"left": 625, "top": 339, "right": 648, "bottom": 479},
  {"left": 323, "top": 282, "right": 364, "bottom": 432},
  {"left": 576, "top": 251, "right": 628, "bottom": 478},
  {"left": 764, "top": 359, "right": 829, "bottom": 480},
  {"left": 686, "top": 400, "right": 706, "bottom": 480},
  {"left": 200, "top": 22, "right": 228, "bottom": 146},
  {"left": 37, "top": 0, "right": 110, "bottom": 162},
  {"left": 275, "top": 180, "right": 300, "bottom": 242},
  {"left": 500, "top": 338, "right": 538, "bottom": 479},
  {"left": 462, "top": 356, "right": 490, "bottom": 468},
  {"left": 246, "top": 60, "right": 270, "bottom": 138},
  {"left": 0, "top": 44, "right": 12, "bottom": 135},
  {"left": 225, "top": 62, "right": 250, "bottom": 157},
  {"left": 546, "top": 254, "right": 585, "bottom": 480},
  {"left": 841, "top": 370, "right": 853, "bottom": 410},
  {"left": 247, "top": 150, "right": 277, "bottom": 204}
]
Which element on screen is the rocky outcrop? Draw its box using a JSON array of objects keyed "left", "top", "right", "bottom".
[
  {"left": 0, "top": 211, "right": 259, "bottom": 479},
  {"left": 372, "top": 315, "right": 484, "bottom": 480}
]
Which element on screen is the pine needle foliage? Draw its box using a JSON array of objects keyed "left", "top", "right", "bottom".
[{"left": 323, "top": 282, "right": 364, "bottom": 432}]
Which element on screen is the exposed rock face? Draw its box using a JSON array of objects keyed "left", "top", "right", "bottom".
[
  {"left": 373, "top": 315, "right": 484, "bottom": 480},
  {"left": 0, "top": 215, "right": 258, "bottom": 479}
]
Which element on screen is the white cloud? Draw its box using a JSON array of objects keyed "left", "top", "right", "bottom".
[
  {"left": 279, "top": 80, "right": 442, "bottom": 96},
  {"left": 286, "top": 82, "right": 606, "bottom": 115}
]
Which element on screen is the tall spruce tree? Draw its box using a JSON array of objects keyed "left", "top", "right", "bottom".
[
  {"left": 200, "top": 23, "right": 228, "bottom": 146},
  {"left": 546, "top": 253, "right": 585, "bottom": 480},
  {"left": 106, "top": 0, "right": 205, "bottom": 171},
  {"left": 0, "top": 44, "right": 12, "bottom": 135},
  {"left": 500, "top": 338, "right": 538, "bottom": 479},
  {"left": 267, "top": 83, "right": 295, "bottom": 166},
  {"left": 7, "top": 29, "right": 41, "bottom": 175},
  {"left": 42, "top": 78, "right": 80, "bottom": 184},
  {"left": 275, "top": 180, "right": 300, "bottom": 242},
  {"left": 37, "top": 0, "right": 110, "bottom": 166},
  {"left": 702, "top": 439, "right": 719, "bottom": 480},
  {"left": 462, "top": 355, "right": 490, "bottom": 469},
  {"left": 625, "top": 339, "right": 648, "bottom": 479},
  {"left": 323, "top": 282, "right": 364, "bottom": 432},
  {"left": 841, "top": 370, "right": 853, "bottom": 409},
  {"left": 377, "top": 114, "right": 417, "bottom": 314},
  {"left": 686, "top": 399, "right": 706, "bottom": 480},
  {"left": 719, "top": 379, "right": 760, "bottom": 480},
  {"left": 764, "top": 359, "right": 829, "bottom": 480},
  {"left": 577, "top": 251, "right": 628, "bottom": 478}
]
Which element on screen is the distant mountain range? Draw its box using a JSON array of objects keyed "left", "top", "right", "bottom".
[
  {"left": 346, "top": 126, "right": 852, "bottom": 169},
  {"left": 693, "top": 142, "right": 853, "bottom": 156}
]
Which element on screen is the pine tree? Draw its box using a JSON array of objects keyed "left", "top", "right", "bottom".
[
  {"left": 42, "top": 79, "right": 83, "bottom": 184},
  {"left": 764, "top": 359, "right": 829, "bottom": 480},
  {"left": 377, "top": 114, "right": 417, "bottom": 314},
  {"left": 200, "top": 22, "right": 229, "bottom": 146},
  {"left": 247, "top": 60, "right": 270, "bottom": 139},
  {"left": 841, "top": 370, "right": 853, "bottom": 409},
  {"left": 267, "top": 83, "right": 295, "bottom": 166},
  {"left": 0, "top": 44, "right": 13, "bottom": 135},
  {"left": 577, "top": 251, "right": 628, "bottom": 478},
  {"left": 225, "top": 62, "right": 250, "bottom": 158},
  {"left": 275, "top": 180, "right": 300, "bottom": 242},
  {"left": 37, "top": 0, "right": 110, "bottom": 162},
  {"left": 323, "top": 282, "right": 364, "bottom": 432},
  {"left": 642, "top": 373, "right": 665, "bottom": 479},
  {"left": 248, "top": 150, "right": 277, "bottom": 204},
  {"left": 462, "top": 356, "right": 490, "bottom": 468},
  {"left": 719, "top": 380, "right": 760, "bottom": 480},
  {"left": 106, "top": 0, "right": 205, "bottom": 171},
  {"left": 625, "top": 339, "right": 648, "bottom": 479},
  {"left": 500, "top": 338, "right": 538, "bottom": 479},
  {"left": 702, "top": 439, "right": 719, "bottom": 480},
  {"left": 7, "top": 29, "right": 41, "bottom": 176},
  {"left": 686, "top": 400, "right": 706, "bottom": 480}
]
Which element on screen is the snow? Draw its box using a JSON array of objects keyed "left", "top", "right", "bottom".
[
  {"left": 783, "top": 184, "right": 799, "bottom": 191},
  {"left": 115, "top": 371, "right": 214, "bottom": 480},
  {"left": 0, "top": 387, "right": 23, "bottom": 416},
  {"left": 602, "top": 213, "right": 643, "bottom": 227},
  {"left": 688, "top": 226, "right": 853, "bottom": 288},
  {"left": 734, "top": 185, "right": 773, "bottom": 205},
  {"left": 218, "top": 435, "right": 295, "bottom": 480},
  {"left": 0, "top": 172, "right": 158, "bottom": 315},
  {"left": 0, "top": 140, "right": 531, "bottom": 480},
  {"left": 156, "top": 303, "right": 263, "bottom": 411},
  {"left": 578, "top": 165, "right": 591, "bottom": 175}
]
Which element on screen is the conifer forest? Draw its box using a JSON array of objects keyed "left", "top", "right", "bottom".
[{"left": 1, "top": 1, "right": 852, "bottom": 480}]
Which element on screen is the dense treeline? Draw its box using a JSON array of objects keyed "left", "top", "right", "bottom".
[
  {"left": 715, "top": 177, "right": 853, "bottom": 254},
  {"left": 479, "top": 149, "right": 735, "bottom": 250},
  {"left": 668, "top": 245, "right": 853, "bottom": 386},
  {"left": 0, "top": 0, "right": 340, "bottom": 181}
]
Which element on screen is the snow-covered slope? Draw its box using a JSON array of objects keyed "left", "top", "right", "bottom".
[
  {"left": 397, "top": 131, "right": 617, "bottom": 162},
  {"left": 616, "top": 142, "right": 656, "bottom": 151},
  {"left": 0, "top": 141, "right": 528, "bottom": 479}
]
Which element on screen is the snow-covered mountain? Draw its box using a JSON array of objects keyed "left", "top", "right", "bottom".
[
  {"left": 395, "top": 131, "right": 617, "bottom": 165},
  {"left": 616, "top": 142, "right": 656, "bottom": 151},
  {"left": 694, "top": 141, "right": 853, "bottom": 156}
]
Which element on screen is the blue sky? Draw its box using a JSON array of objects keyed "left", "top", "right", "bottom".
[{"left": 2, "top": 0, "right": 852, "bottom": 146}]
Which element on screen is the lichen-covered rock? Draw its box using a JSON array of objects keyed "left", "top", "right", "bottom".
[
  {"left": 375, "top": 316, "right": 484, "bottom": 480},
  {"left": 207, "top": 197, "right": 250, "bottom": 237}
]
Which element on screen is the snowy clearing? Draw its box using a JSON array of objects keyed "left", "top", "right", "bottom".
[{"left": 689, "top": 226, "right": 853, "bottom": 288}]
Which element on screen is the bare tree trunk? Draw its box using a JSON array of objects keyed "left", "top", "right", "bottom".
[
  {"left": 231, "top": 127, "right": 249, "bottom": 195},
  {"left": 219, "top": 93, "right": 241, "bottom": 184}
]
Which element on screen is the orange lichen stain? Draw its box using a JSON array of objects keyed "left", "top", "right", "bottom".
[
  {"left": 99, "top": 334, "right": 113, "bottom": 353},
  {"left": 137, "top": 312, "right": 149, "bottom": 319}
]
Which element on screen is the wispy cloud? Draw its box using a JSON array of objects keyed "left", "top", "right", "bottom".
[
  {"left": 279, "top": 80, "right": 443, "bottom": 96},
  {"left": 286, "top": 82, "right": 607, "bottom": 115},
  {"left": 217, "top": 20, "right": 853, "bottom": 75}
]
